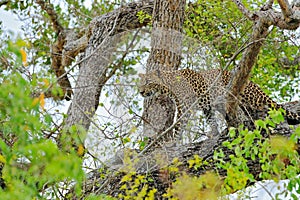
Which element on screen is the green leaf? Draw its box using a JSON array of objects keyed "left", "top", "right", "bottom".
[{"left": 255, "top": 119, "right": 266, "bottom": 129}]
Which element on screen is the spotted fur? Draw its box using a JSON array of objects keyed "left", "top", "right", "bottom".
[{"left": 139, "top": 69, "right": 300, "bottom": 140}]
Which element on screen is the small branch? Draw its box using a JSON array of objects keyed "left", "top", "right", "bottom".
[
  {"left": 257, "top": 182, "right": 276, "bottom": 199},
  {"left": 35, "top": 0, "right": 64, "bottom": 34},
  {"left": 0, "top": 1, "right": 8, "bottom": 7},
  {"left": 224, "top": 38, "right": 266, "bottom": 70},
  {"left": 278, "top": 0, "right": 294, "bottom": 22},
  {"left": 231, "top": 0, "right": 256, "bottom": 20}
]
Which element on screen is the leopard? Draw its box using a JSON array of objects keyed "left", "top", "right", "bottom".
[{"left": 138, "top": 68, "right": 300, "bottom": 142}]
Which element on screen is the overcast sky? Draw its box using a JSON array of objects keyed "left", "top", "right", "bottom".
[{"left": 0, "top": 8, "right": 23, "bottom": 34}]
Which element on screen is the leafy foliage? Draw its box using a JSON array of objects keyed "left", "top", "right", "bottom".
[
  {"left": 0, "top": 37, "right": 84, "bottom": 199},
  {"left": 163, "top": 172, "right": 222, "bottom": 200},
  {"left": 214, "top": 109, "right": 300, "bottom": 196},
  {"left": 118, "top": 172, "right": 157, "bottom": 200}
]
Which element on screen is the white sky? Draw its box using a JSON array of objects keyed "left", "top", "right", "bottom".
[{"left": 0, "top": 8, "right": 22, "bottom": 33}]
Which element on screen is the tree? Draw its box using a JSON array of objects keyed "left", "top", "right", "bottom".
[{"left": 0, "top": 0, "right": 300, "bottom": 199}]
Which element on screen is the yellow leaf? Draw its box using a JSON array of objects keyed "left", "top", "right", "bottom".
[
  {"left": 42, "top": 79, "right": 50, "bottom": 87},
  {"left": 270, "top": 136, "right": 295, "bottom": 153},
  {"left": 120, "top": 173, "right": 133, "bottom": 183},
  {"left": 32, "top": 97, "right": 39, "bottom": 107},
  {"left": 77, "top": 144, "right": 85, "bottom": 156},
  {"left": 32, "top": 93, "right": 45, "bottom": 109},
  {"left": 0, "top": 154, "right": 6, "bottom": 164},
  {"left": 23, "top": 125, "right": 29, "bottom": 131},
  {"left": 120, "top": 183, "right": 127, "bottom": 190},
  {"left": 172, "top": 157, "right": 179, "bottom": 164},
  {"left": 39, "top": 93, "right": 45, "bottom": 109},
  {"left": 20, "top": 48, "right": 27, "bottom": 66}
]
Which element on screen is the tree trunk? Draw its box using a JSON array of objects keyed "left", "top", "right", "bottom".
[{"left": 142, "top": 0, "right": 186, "bottom": 145}]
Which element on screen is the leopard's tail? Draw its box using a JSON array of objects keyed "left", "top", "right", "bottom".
[
  {"left": 285, "top": 110, "right": 300, "bottom": 125},
  {"left": 271, "top": 102, "right": 300, "bottom": 125}
]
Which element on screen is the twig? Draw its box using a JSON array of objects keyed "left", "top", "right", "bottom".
[
  {"left": 35, "top": 0, "right": 64, "bottom": 34},
  {"left": 231, "top": 0, "right": 255, "bottom": 20}
]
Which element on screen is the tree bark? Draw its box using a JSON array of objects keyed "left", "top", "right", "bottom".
[
  {"left": 226, "top": 19, "right": 270, "bottom": 127},
  {"left": 36, "top": 0, "right": 73, "bottom": 100}
]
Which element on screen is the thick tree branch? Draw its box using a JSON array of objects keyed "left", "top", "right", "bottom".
[
  {"left": 64, "top": 0, "right": 153, "bottom": 134},
  {"left": 233, "top": 0, "right": 300, "bottom": 29},
  {"left": 278, "top": 0, "right": 293, "bottom": 22},
  {"left": 73, "top": 101, "right": 300, "bottom": 198},
  {"left": 226, "top": 19, "right": 270, "bottom": 127}
]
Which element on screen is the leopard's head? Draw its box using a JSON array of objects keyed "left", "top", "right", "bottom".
[{"left": 138, "top": 71, "right": 168, "bottom": 98}]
